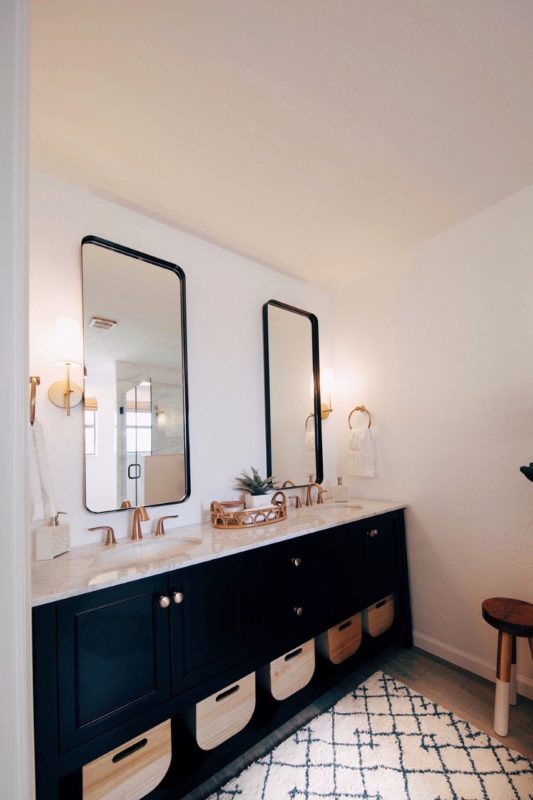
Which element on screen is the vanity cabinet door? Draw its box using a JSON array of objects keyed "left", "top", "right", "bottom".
[
  {"left": 327, "top": 522, "right": 366, "bottom": 625},
  {"left": 169, "top": 552, "right": 253, "bottom": 694},
  {"left": 363, "top": 512, "right": 401, "bottom": 605},
  {"left": 57, "top": 575, "right": 171, "bottom": 752}
]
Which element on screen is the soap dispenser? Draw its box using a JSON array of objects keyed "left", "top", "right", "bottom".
[
  {"left": 332, "top": 477, "right": 348, "bottom": 502},
  {"left": 35, "top": 511, "right": 70, "bottom": 560}
]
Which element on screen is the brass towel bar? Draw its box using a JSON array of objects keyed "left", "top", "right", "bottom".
[{"left": 348, "top": 405, "right": 372, "bottom": 429}]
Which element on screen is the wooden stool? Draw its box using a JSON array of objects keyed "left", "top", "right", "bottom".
[{"left": 482, "top": 597, "right": 533, "bottom": 737}]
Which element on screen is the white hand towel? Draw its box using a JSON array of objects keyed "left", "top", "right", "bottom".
[
  {"left": 305, "top": 430, "right": 316, "bottom": 475},
  {"left": 32, "top": 419, "right": 57, "bottom": 520},
  {"left": 28, "top": 426, "right": 45, "bottom": 521},
  {"left": 348, "top": 426, "right": 376, "bottom": 477}
]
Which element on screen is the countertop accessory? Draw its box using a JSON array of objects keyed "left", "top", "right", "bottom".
[
  {"left": 29, "top": 375, "right": 40, "bottom": 425},
  {"left": 481, "top": 596, "right": 533, "bottom": 737},
  {"left": 234, "top": 466, "right": 274, "bottom": 509},
  {"left": 35, "top": 511, "right": 70, "bottom": 560},
  {"left": 154, "top": 515, "right": 179, "bottom": 537},
  {"left": 210, "top": 491, "right": 287, "bottom": 529},
  {"left": 348, "top": 404, "right": 372, "bottom": 429},
  {"left": 88, "top": 525, "right": 117, "bottom": 546},
  {"left": 332, "top": 476, "right": 348, "bottom": 502}
]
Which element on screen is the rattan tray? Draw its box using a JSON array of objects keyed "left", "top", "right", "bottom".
[{"left": 210, "top": 492, "right": 287, "bottom": 529}]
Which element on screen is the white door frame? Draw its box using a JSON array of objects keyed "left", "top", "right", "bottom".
[{"left": 0, "top": 0, "right": 34, "bottom": 797}]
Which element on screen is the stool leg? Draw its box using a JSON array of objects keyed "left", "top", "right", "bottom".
[
  {"left": 495, "top": 631, "right": 512, "bottom": 736},
  {"left": 509, "top": 636, "right": 517, "bottom": 706}
]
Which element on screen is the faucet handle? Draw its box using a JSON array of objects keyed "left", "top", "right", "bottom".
[
  {"left": 89, "top": 526, "right": 117, "bottom": 546},
  {"left": 288, "top": 495, "right": 302, "bottom": 509},
  {"left": 155, "top": 515, "right": 179, "bottom": 537}
]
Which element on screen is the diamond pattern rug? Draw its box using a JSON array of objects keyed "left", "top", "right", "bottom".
[{"left": 207, "top": 671, "right": 533, "bottom": 800}]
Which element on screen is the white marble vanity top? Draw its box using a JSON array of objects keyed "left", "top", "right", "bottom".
[{"left": 31, "top": 499, "right": 406, "bottom": 607}]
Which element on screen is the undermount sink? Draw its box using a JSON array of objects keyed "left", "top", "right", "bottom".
[{"left": 94, "top": 536, "right": 203, "bottom": 567}]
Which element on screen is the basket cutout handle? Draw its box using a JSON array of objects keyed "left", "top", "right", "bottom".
[
  {"left": 112, "top": 737, "right": 148, "bottom": 764},
  {"left": 216, "top": 684, "right": 240, "bottom": 703},
  {"left": 285, "top": 647, "right": 303, "bottom": 662}
]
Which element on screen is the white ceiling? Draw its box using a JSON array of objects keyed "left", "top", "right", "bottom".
[{"left": 30, "top": 1, "right": 533, "bottom": 287}]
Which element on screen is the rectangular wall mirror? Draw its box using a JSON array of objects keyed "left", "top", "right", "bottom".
[
  {"left": 82, "top": 236, "right": 190, "bottom": 512},
  {"left": 263, "top": 300, "right": 323, "bottom": 488}
]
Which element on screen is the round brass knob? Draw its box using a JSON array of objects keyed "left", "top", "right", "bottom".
[
  {"left": 172, "top": 591, "right": 184, "bottom": 605},
  {"left": 292, "top": 557, "right": 302, "bottom": 567},
  {"left": 158, "top": 595, "right": 171, "bottom": 609},
  {"left": 294, "top": 606, "right": 304, "bottom": 617}
]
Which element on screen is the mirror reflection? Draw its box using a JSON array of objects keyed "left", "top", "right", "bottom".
[
  {"left": 82, "top": 237, "right": 189, "bottom": 512},
  {"left": 263, "top": 300, "right": 323, "bottom": 487}
]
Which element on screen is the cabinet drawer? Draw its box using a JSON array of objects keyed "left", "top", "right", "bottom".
[
  {"left": 57, "top": 576, "right": 171, "bottom": 752},
  {"left": 261, "top": 533, "right": 325, "bottom": 583}
]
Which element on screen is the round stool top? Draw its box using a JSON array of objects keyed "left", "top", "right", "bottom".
[{"left": 482, "top": 597, "right": 533, "bottom": 637}]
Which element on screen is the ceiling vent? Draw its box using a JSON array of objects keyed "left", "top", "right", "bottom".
[{"left": 89, "top": 316, "right": 117, "bottom": 331}]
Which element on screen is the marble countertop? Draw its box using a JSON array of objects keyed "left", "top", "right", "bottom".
[{"left": 31, "top": 499, "right": 406, "bottom": 607}]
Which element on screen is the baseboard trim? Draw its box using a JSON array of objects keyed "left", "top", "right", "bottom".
[{"left": 413, "top": 631, "right": 533, "bottom": 701}]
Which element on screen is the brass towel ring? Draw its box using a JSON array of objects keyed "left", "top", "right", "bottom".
[
  {"left": 348, "top": 405, "right": 372, "bottom": 429},
  {"left": 29, "top": 376, "right": 40, "bottom": 426},
  {"left": 305, "top": 412, "right": 315, "bottom": 431}
]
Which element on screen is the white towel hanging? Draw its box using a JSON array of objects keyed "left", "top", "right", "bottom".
[
  {"left": 29, "top": 426, "right": 45, "bottom": 521},
  {"left": 348, "top": 426, "right": 376, "bottom": 478},
  {"left": 32, "top": 419, "right": 58, "bottom": 520}
]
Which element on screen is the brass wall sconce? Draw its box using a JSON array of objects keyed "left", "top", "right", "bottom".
[
  {"left": 319, "top": 368, "right": 334, "bottom": 419},
  {"left": 48, "top": 317, "right": 83, "bottom": 416}
]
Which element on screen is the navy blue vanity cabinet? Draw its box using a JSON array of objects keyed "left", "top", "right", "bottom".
[
  {"left": 56, "top": 574, "right": 172, "bottom": 752},
  {"left": 362, "top": 511, "right": 402, "bottom": 605},
  {"left": 256, "top": 532, "right": 327, "bottom": 659},
  {"left": 33, "top": 509, "right": 411, "bottom": 800},
  {"left": 169, "top": 552, "right": 254, "bottom": 693}
]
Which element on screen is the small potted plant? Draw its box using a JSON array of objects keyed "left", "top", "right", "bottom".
[{"left": 234, "top": 467, "right": 274, "bottom": 509}]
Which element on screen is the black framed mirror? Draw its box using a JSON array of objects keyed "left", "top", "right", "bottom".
[
  {"left": 263, "top": 300, "right": 323, "bottom": 488},
  {"left": 82, "top": 236, "right": 190, "bottom": 512}
]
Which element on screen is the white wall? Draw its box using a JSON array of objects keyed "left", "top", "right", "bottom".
[
  {"left": 30, "top": 173, "right": 335, "bottom": 546},
  {"left": 334, "top": 183, "right": 533, "bottom": 698},
  {"left": 0, "top": 0, "right": 34, "bottom": 796}
]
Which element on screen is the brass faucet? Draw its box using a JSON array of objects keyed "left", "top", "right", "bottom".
[
  {"left": 89, "top": 525, "right": 117, "bottom": 546},
  {"left": 305, "top": 483, "right": 327, "bottom": 507},
  {"left": 131, "top": 506, "right": 149, "bottom": 540},
  {"left": 288, "top": 495, "right": 303, "bottom": 509},
  {"left": 155, "top": 514, "right": 179, "bottom": 537}
]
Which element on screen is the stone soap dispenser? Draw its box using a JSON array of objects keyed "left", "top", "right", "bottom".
[{"left": 35, "top": 511, "right": 70, "bottom": 560}]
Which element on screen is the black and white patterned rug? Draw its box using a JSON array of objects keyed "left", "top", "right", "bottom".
[{"left": 207, "top": 671, "right": 533, "bottom": 800}]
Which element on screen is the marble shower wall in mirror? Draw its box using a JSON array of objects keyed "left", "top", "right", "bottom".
[{"left": 82, "top": 237, "right": 189, "bottom": 512}]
